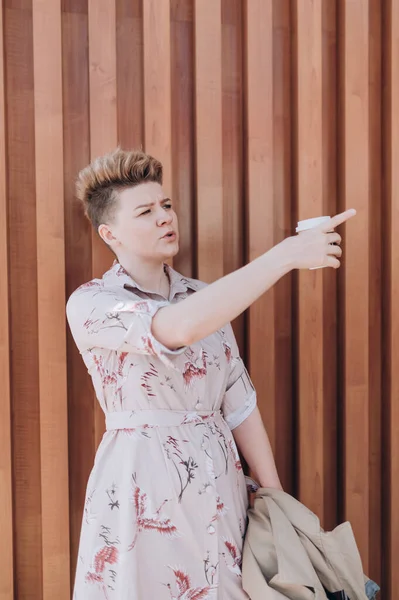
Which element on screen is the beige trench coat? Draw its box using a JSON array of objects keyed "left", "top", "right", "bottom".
[{"left": 242, "top": 488, "right": 379, "bottom": 600}]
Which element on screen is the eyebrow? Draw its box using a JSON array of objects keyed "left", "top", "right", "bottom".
[{"left": 134, "top": 198, "right": 171, "bottom": 210}]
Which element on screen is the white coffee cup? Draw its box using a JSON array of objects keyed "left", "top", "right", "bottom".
[{"left": 296, "top": 216, "right": 331, "bottom": 270}]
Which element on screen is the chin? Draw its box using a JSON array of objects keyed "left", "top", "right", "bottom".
[
  {"left": 160, "top": 243, "right": 179, "bottom": 261},
  {"left": 166, "top": 245, "right": 179, "bottom": 259}
]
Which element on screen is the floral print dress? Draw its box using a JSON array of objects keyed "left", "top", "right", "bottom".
[{"left": 66, "top": 261, "right": 257, "bottom": 600}]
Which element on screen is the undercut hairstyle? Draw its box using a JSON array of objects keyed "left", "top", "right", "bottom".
[{"left": 76, "top": 148, "right": 163, "bottom": 230}]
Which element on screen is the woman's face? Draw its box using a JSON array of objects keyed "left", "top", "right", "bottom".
[{"left": 99, "top": 182, "right": 179, "bottom": 263}]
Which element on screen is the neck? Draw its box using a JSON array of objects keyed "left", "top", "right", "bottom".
[{"left": 117, "top": 255, "right": 170, "bottom": 297}]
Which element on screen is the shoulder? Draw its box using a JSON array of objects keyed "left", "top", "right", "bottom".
[
  {"left": 66, "top": 278, "right": 104, "bottom": 309},
  {"left": 66, "top": 275, "right": 131, "bottom": 320},
  {"left": 66, "top": 280, "right": 98, "bottom": 326}
]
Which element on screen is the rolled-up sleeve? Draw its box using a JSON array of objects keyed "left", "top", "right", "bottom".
[
  {"left": 221, "top": 324, "right": 257, "bottom": 430},
  {"left": 66, "top": 284, "right": 186, "bottom": 364}
]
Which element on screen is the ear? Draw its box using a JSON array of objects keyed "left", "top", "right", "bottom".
[{"left": 98, "top": 223, "right": 118, "bottom": 247}]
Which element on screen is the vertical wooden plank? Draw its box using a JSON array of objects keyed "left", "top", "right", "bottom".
[
  {"left": 221, "top": 0, "right": 244, "bottom": 349},
  {"left": 32, "top": 1, "right": 70, "bottom": 597},
  {"left": 295, "top": 0, "right": 330, "bottom": 526},
  {"left": 245, "top": 0, "right": 275, "bottom": 468},
  {"left": 171, "top": 0, "right": 195, "bottom": 277},
  {"left": 340, "top": 0, "right": 381, "bottom": 576},
  {"left": 143, "top": 0, "right": 172, "bottom": 198},
  {"left": 88, "top": 0, "right": 117, "bottom": 168},
  {"left": 383, "top": 0, "right": 399, "bottom": 596},
  {"left": 272, "top": 0, "right": 294, "bottom": 494},
  {"left": 194, "top": 0, "right": 223, "bottom": 282},
  {"left": 295, "top": 0, "right": 325, "bottom": 507},
  {"left": 221, "top": 0, "right": 244, "bottom": 278},
  {"left": 367, "top": 0, "right": 382, "bottom": 585},
  {"left": 88, "top": 0, "right": 117, "bottom": 446},
  {"left": 62, "top": 0, "right": 93, "bottom": 584},
  {"left": 340, "top": 7, "right": 369, "bottom": 564},
  {"left": 321, "top": 0, "right": 338, "bottom": 532},
  {"left": 0, "top": 0, "right": 13, "bottom": 598},
  {"left": 245, "top": 0, "right": 294, "bottom": 496},
  {"left": 116, "top": 0, "right": 143, "bottom": 150},
  {"left": 88, "top": 0, "right": 116, "bottom": 280},
  {"left": 5, "top": 2, "right": 43, "bottom": 597}
]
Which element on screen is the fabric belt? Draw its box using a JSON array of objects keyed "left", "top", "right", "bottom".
[{"left": 105, "top": 409, "right": 222, "bottom": 431}]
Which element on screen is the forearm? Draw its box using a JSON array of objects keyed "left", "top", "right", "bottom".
[
  {"left": 152, "top": 208, "right": 356, "bottom": 350},
  {"left": 152, "top": 243, "right": 291, "bottom": 349},
  {"left": 232, "top": 406, "right": 282, "bottom": 490}
]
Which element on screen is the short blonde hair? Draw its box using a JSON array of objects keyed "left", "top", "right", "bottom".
[{"left": 76, "top": 148, "right": 163, "bottom": 230}]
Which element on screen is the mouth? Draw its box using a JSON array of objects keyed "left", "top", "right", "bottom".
[{"left": 161, "top": 231, "right": 177, "bottom": 241}]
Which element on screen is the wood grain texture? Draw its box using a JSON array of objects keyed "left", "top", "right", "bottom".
[
  {"left": 32, "top": 0, "right": 70, "bottom": 597},
  {"left": 244, "top": 0, "right": 276, "bottom": 473},
  {"left": 0, "top": 1, "right": 396, "bottom": 596},
  {"left": 0, "top": 0, "right": 13, "bottom": 597},
  {"left": 367, "top": 1, "right": 382, "bottom": 585},
  {"left": 321, "top": 0, "right": 338, "bottom": 533},
  {"left": 88, "top": 0, "right": 117, "bottom": 448},
  {"left": 222, "top": 0, "right": 245, "bottom": 348},
  {"left": 88, "top": 0, "right": 117, "bottom": 282},
  {"left": 340, "top": 0, "right": 382, "bottom": 578},
  {"left": 61, "top": 0, "right": 93, "bottom": 586},
  {"left": 295, "top": 0, "right": 324, "bottom": 522},
  {"left": 295, "top": 0, "right": 337, "bottom": 530},
  {"left": 383, "top": 1, "right": 399, "bottom": 596},
  {"left": 272, "top": 0, "right": 294, "bottom": 494},
  {"left": 171, "top": 0, "right": 195, "bottom": 277},
  {"left": 116, "top": 0, "right": 143, "bottom": 150},
  {"left": 143, "top": 0, "right": 172, "bottom": 197},
  {"left": 5, "top": 2, "right": 43, "bottom": 598},
  {"left": 194, "top": 0, "right": 224, "bottom": 282}
]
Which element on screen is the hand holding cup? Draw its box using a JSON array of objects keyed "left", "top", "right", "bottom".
[{"left": 278, "top": 209, "right": 357, "bottom": 271}]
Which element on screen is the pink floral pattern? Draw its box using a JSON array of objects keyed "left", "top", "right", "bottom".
[
  {"left": 182, "top": 349, "right": 208, "bottom": 388},
  {"left": 66, "top": 262, "right": 256, "bottom": 599},
  {"left": 221, "top": 539, "right": 242, "bottom": 578},
  {"left": 129, "top": 477, "right": 179, "bottom": 550},
  {"left": 164, "top": 567, "right": 215, "bottom": 599},
  {"left": 84, "top": 526, "right": 120, "bottom": 599},
  {"left": 140, "top": 362, "right": 159, "bottom": 398}
]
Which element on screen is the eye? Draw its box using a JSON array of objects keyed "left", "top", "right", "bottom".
[
  {"left": 140, "top": 209, "right": 151, "bottom": 216},
  {"left": 164, "top": 203, "right": 172, "bottom": 209}
]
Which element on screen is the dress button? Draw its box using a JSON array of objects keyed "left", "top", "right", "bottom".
[
  {"left": 195, "top": 401, "right": 202, "bottom": 409},
  {"left": 207, "top": 524, "right": 216, "bottom": 534}
]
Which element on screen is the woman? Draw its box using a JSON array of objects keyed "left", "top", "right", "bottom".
[{"left": 66, "top": 148, "right": 355, "bottom": 600}]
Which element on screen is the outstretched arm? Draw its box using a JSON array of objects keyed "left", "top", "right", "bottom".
[{"left": 152, "top": 209, "right": 355, "bottom": 350}]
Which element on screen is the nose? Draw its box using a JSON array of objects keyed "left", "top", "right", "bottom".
[{"left": 156, "top": 208, "right": 173, "bottom": 227}]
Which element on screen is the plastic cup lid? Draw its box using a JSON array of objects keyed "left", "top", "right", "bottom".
[{"left": 296, "top": 216, "right": 331, "bottom": 233}]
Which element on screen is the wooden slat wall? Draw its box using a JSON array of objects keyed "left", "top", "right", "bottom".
[
  {"left": 384, "top": 2, "right": 399, "bottom": 597},
  {"left": 1, "top": 0, "right": 397, "bottom": 597},
  {"left": 245, "top": 0, "right": 276, "bottom": 483},
  {"left": 195, "top": 0, "right": 224, "bottom": 282},
  {"left": 0, "top": 0, "right": 13, "bottom": 598},
  {"left": 143, "top": 0, "right": 172, "bottom": 199},
  {"left": 341, "top": 0, "right": 382, "bottom": 582},
  {"left": 32, "top": 1, "right": 70, "bottom": 597},
  {"left": 5, "top": 1, "right": 42, "bottom": 598}
]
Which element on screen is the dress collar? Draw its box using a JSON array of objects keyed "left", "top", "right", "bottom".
[{"left": 103, "top": 260, "right": 198, "bottom": 299}]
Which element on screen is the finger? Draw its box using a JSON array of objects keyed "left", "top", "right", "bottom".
[
  {"left": 321, "top": 208, "right": 356, "bottom": 232},
  {"left": 326, "top": 256, "right": 341, "bottom": 269},
  {"left": 328, "top": 244, "right": 342, "bottom": 257},
  {"left": 326, "top": 232, "right": 341, "bottom": 245}
]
